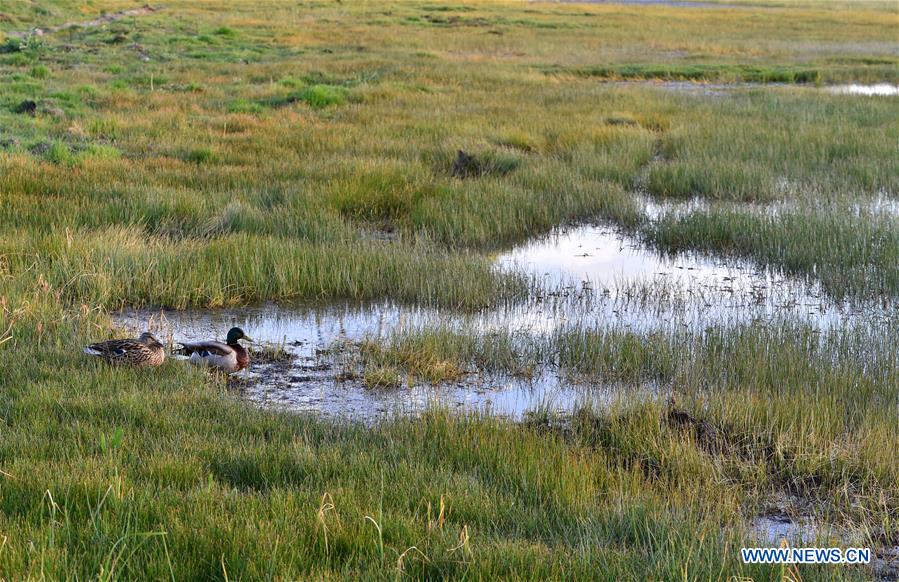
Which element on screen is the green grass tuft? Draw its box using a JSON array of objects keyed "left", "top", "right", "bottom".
[
  {"left": 293, "top": 84, "right": 349, "bottom": 108},
  {"left": 43, "top": 141, "right": 74, "bottom": 165},
  {"left": 183, "top": 147, "right": 217, "bottom": 165}
]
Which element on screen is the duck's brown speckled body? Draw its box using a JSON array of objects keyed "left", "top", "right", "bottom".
[{"left": 84, "top": 332, "right": 166, "bottom": 367}]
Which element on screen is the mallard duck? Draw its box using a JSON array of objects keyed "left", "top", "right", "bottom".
[
  {"left": 84, "top": 332, "right": 166, "bottom": 367},
  {"left": 174, "top": 327, "right": 253, "bottom": 373}
]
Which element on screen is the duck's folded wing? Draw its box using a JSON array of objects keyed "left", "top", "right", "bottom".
[
  {"left": 177, "top": 340, "right": 232, "bottom": 357},
  {"left": 85, "top": 339, "right": 141, "bottom": 357}
]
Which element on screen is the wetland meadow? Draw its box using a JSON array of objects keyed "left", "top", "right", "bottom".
[{"left": 0, "top": 0, "right": 897, "bottom": 579}]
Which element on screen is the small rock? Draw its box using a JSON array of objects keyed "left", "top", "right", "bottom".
[
  {"left": 667, "top": 408, "right": 695, "bottom": 427},
  {"left": 451, "top": 149, "right": 482, "bottom": 179},
  {"left": 13, "top": 100, "right": 37, "bottom": 116},
  {"left": 41, "top": 106, "right": 65, "bottom": 119},
  {"left": 695, "top": 420, "right": 722, "bottom": 453},
  {"left": 29, "top": 142, "right": 51, "bottom": 156}
]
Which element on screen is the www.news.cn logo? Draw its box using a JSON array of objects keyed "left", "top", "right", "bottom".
[{"left": 741, "top": 546, "right": 870, "bottom": 565}]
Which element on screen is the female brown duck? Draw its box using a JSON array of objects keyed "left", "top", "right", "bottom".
[{"left": 84, "top": 332, "right": 166, "bottom": 367}]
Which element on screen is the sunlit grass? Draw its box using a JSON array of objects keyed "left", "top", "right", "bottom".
[{"left": 0, "top": 0, "right": 896, "bottom": 578}]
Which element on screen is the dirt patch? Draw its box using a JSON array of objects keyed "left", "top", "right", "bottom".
[
  {"left": 450, "top": 149, "right": 519, "bottom": 179},
  {"left": 422, "top": 14, "right": 492, "bottom": 27},
  {"left": 664, "top": 406, "right": 724, "bottom": 453}
]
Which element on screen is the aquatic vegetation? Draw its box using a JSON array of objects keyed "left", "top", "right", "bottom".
[{"left": 647, "top": 207, "right": 899, "bottom": 298}]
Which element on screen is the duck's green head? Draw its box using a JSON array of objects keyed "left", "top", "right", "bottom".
[{"left": 226, "top": 327, "right": 253, "bottom": 345}]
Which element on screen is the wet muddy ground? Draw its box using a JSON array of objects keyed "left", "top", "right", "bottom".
[{"left": 750, "top": 509, "right": 899, "bottom": 580}]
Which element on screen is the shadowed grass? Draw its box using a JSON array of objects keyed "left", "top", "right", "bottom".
[{"left": 552, "top": 63, "right": 824, "bottom": 84}]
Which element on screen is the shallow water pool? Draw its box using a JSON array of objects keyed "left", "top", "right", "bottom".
[
  {"left": 826, "top": 84, "right": 899, "bottom": 97},
  {"left": 113, "top": 222, "right": 887, "bottom": 421}
]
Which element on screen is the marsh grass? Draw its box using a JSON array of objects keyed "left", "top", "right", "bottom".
[
  {"left": 0, "top": 0, "right": 896, "bottom": 578},
  {"left": 0, "top": 226, "right": 527, "bottom": 309},
  {"left": 645, "top": 159, "right": 772, "bottom": 202},
  {"left": 646, "top": 207, "right": 899, "bottom": 298},
  {"left": 342, "top": 318, "right": 899, "bottom": 527},
  {"left": 362, "top": 363, "right": 403, "bottom": 389},
  {"left": 358, "top": 335, "right": 468, "bottom": 384},
  {"left": 554, "top": 63, "right": 824, "bottom": 84},
  {"left": 292, "top": 84, "right": 349, "bottom": 108},
  {"left": 0, "top": 295, "right": 882, "bottom": 579}
]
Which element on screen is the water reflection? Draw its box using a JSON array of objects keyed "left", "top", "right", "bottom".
[{"left": 826, "top": 84, "right": 899, "bottom": 96}]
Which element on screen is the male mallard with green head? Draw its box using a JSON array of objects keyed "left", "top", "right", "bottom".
[
  {"left": 84, "top": 332, "right": 166, "bottom": 367},
  {"left": 174, "top": 327, "right": 253, "bottom": 373}
]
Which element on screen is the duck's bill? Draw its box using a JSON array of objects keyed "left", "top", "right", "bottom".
[{"left": 242, "top": 336, "right": 255, "bottom": 343}]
